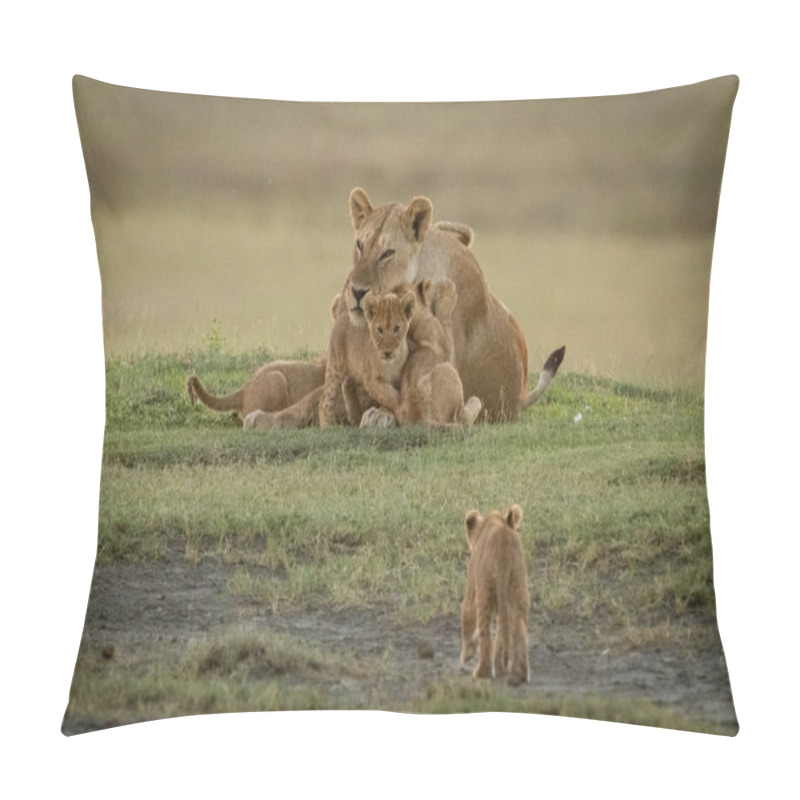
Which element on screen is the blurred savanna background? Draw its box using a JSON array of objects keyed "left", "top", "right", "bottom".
[{"left": 75, "top": 75, "right": 737, "bottom": 390}]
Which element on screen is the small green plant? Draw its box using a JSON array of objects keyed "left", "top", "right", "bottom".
[{"left": 204, "top": 317, "right": 226, "bottom": 354}]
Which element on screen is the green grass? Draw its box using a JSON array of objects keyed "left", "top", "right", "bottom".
[
  {"left": 61, "top": 349, "right": 732, "bottom": 734},
  {"left": 65, "top": 631, "right": 357, "bottom": 732},
  {"left": 412, "top": 680, "right": 728, "bottom": 735},
  {"left": 96, "top": 350, "right": 713, "bottom": 632},
  {"left": 66, "top": 629, "right": 725, "bottom": 735}
]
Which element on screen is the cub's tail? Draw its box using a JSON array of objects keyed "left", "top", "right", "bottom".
[
  {"left": 523, "top": 345, "right": 566, "bottom": 409},
  {"left": 187, "top": 375, "right": 244, "bottom": 415}
]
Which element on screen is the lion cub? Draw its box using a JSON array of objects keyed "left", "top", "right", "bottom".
[
  {"left": 460, "top": 504, "right": 530, "bottom": 686},
  {"left": 395, "top": 279, "right": 482, "bottom": 428},
  {"left": 319, "top": 287, "right": 416, "bottom": 427},
  {"left": 187, "top": 360, "right": 326, "bottom": 425}
]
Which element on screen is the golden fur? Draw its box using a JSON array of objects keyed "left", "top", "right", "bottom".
[
  {"left": 460, "top": 504, "right": 530, "bottom": 686},
  {"left": 239, "top": 191, "right": 562, "bottom": 431},
  {"left": 187, "top": 360, "right": 326, "bottom": 425},
  {"left": 395, "top": 279, "right": 482, "bottom": 428},
  {"left": 319, "top": 287, "right": 415, "bottom": 427},
  {"left": 242, "top": 219, "right": 476, "bottom": 433}
]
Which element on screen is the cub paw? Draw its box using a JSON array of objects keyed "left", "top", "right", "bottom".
[
  {"left": 360, "top": 407, "right": 397, "bottom": 429},
  {"left": 243, "top": 410, "right": 271, "bottom": 430}
]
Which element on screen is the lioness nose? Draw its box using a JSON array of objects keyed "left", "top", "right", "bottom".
[{"left": 351, "top": 287, "right": 367, "bottom": 307}]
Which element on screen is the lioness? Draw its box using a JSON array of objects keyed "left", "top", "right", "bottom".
[
  {"left": 242, "top": 218, "right": 477, "bottom": 432},
  {"left": 187, "top": 360, "right": 327, "bottom": 424},
  {"left": 460, "top": 504, "right": 530, "bottom": 686},
  {"left": 339, "top": 188, "right": 564, "bottom": 421},
  {"left": 319, "top": 287, "right": 416, "bottom": 428},
  {"left": 243, "top": 192, "right": 563, "bottom": 430}
]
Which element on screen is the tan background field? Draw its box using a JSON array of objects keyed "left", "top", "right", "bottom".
[{"left": 77, "top": 77, "right": 736, "bottom": 391}]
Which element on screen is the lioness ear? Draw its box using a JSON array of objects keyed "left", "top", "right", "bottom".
[
  {"left": 465, "top": 509, "right": 483, "bottom": 551},
  {"left": 350, "top": 188, "right": 373, "bottom": 231},
  {"left": 401, "top": 291, "right": 416, "bottom": 321},
  {"left": 401, "top": 196, "right": 433, "bottom": 243},
  {"left": 506, "top": 504, "right": 523, "bottom": 530}
]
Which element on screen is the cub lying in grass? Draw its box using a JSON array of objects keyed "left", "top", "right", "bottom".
[
  {"left": 460, "top": 504, "right": 530, "bottom": 686},
  {"left": 187, "top": 360, "right": 327, "bottom": 425}
]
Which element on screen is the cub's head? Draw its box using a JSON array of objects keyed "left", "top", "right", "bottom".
[
  {"left": 347, "top": 187, "right": 433, "bottom": 320},
  {"left": 362, "top": 288, "right": 416, "bottom": 362},
  {"left": 464, "top": 504, "right": 523, "bottom": 552}
]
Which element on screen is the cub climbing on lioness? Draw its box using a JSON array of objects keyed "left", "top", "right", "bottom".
[
  {"left": 460, "top": 504, "right": 530, "bottom": 686},
  {"left": 319, "top": 286, "right": 416, "bottom": 427},
  {"left": 394, "top": 278, "right": 482, "bottom": 428}
]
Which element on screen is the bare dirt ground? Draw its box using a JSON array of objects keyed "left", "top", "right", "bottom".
[{"left": 63, "top": 552, "right": 737, "bottom": 735}]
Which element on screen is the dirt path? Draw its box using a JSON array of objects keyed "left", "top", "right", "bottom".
[{"left": 65, "top": 553, "right": 737, "bottom": 734}]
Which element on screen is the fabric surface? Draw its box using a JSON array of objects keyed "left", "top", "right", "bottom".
[{"left": 64, "top": 75, "right": 738, "bottom": 735}]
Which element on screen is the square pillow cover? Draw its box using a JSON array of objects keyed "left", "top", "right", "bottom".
[{"left": 64, "top": 74, "right": 739, "bottom": 735}]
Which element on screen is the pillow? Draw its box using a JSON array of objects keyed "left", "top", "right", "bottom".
[{"left": 64, "top": 74, "right": 738, "bottom": 735}]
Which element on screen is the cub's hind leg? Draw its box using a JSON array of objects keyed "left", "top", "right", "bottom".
[
  {"left": 460, "top": 591, "right": 478, "bottom": 665},
  {"left": 473, "top": 596, "right": 494, "bottom": 679},
  {"left": 507, "top": 614, "right": 530, "bottom": 687},
  {"left": 493, "top": 588, "right": 511, "bottom": 678}
]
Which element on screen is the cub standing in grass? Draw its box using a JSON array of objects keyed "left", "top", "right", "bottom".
[{"left": 460, "top": 504, "right": 530, "bottom": 686}]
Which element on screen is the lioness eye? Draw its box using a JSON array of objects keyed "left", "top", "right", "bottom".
[
  {"left": 380, "top": 249, "right": 395, "bottom": 260},
  {"left": 393, "top": 325, "right": 400, "bottom": 334},
  {"left": 356, "top": 240, "right": 364, "bottom": 253},
  {"left": 377, "top": 326, "right": 384, "bottom": 334}
]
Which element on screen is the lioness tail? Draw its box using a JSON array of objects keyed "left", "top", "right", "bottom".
[{"left": 523, "top": 345, "right": 566, "bottom": 409}]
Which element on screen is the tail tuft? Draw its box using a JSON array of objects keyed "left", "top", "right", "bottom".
[
  {"left": 543, "top": 345, "right": 566, "bottom": 376},
  {"left": 523, "top": 345, "right": 566, "bottom": 409}
]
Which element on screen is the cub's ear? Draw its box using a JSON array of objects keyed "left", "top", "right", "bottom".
[
  {"left": 506, "top": 504, "right": 523, "bottom": 530},
  {"left": 416, "top": 278, "right": 433, "bottom": 307},
  {"left": 464, "top": 509, "right": 483, "bottom": 551},
  {"left": 330, "top": 293, "right": 342, "bottom": 321},
  {"left": 362, "top": 291, "right": 378, "bottom": 320},
  {"left": 401, "top": 196, "right": 433, "bottom": 243},
  {"left": 350, "top": 188, "right": 373, "bottom": 231},
  {"left": 401, "top": 290, "right": 417, "bottom": 321}
]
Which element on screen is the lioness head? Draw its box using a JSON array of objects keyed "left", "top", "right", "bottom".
[
  {"left": 465, "top": 504, "right": 523, "bottom": 551},
  {"left": 347, "top": 187, "right": 433, "bottom": 320},
  {"left": 362, "top": 288, "right": 416, "bottom": 362}
]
